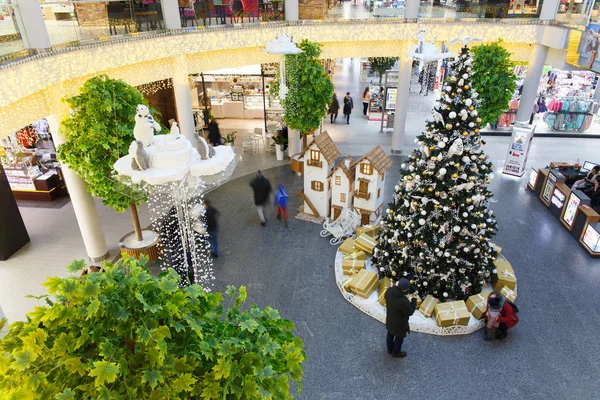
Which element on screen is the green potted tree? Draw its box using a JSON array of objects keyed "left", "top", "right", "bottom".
[
  {"left": 0, "top": 256, "right": 305, "bottom": 398},
  {"left": 368, "top": 57, "right": 398, "bottom": 83},
  {"left": 57, "top": 75, "right": 161, "bottom": 260},
  {"left": 272, "top": 132, "right": 288, "bottom": 161},
  {"left": 272, "top": 39, "right": 334, "bottom": 154},
  {"left": 471, "top": 41, "right": 517, "bottom": 129}
]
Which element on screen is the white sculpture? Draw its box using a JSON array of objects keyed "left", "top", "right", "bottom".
[
  {"left": 448, "top": 139, "right": 464, "bottom": 157},
  {"left": 134, "top": 104, "right": 161, "bottom": 147},
  {"left": 130, "top": 140, "right": 150, "bottom": 171},
  {"left": 194, "top": 133, "right": 215, "bottom": 160},
  {"left": 169, "top": 120, "right": 181, "bottom": 139}
]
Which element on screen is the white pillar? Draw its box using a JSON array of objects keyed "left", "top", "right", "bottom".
[
  {"left": 593, "top": 83, "right": 600, "bottom": 100},
  {"left": 161, "top": 0, "right": 182, "bottom": 30},
  {"left": 48, "top": 116, "right": 109, "bottom": 262},
  {"left": 391, "top": 55, "right": 412, "bottom": 154},
  {"left": 173, "top": 56, "right": 196, "bottom": 142},
  {"left": 405, "top": 0, "right": 419, "bottom": 19},
  {"left": 285, "top": 0, "right": 299, "bottom": 21},
  {"left": 539, "top": 0, "right": 560, "bottom": 20},
  {"left": 13, "top": 0, "right": 51, "bottom": 49},
  {"left": 516, "top": 44, "right": 548, "bottom": 122},
  {"left": 288, "top": 129, "right": 301, "bottom": 158}
]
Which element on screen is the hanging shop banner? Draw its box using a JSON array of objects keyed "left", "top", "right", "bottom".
[
  {"left": 577, "top": 23, "right": 600, "bottom": 73},
  {"left": 502, "top": 122, "right": 535, "bottom": 177}
]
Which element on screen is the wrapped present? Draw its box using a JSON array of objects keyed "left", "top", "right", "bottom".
[
  {"left": 500, "top": 286, "right": 518, "bottom": 302},
  {"left": 419, "top": 295, "right": 439, "bottom": 318},
  {"left": 342, "top": 250, "right": 367, "bottom": 262},
  {"left": 339, "top": 238, "right": 356, "bottom": 255},
  {"left": 377, "top": 277, "right": 393, "bottom": 306},
  {"left": 349, "top": 269, "right": 378, "bottom": 299},
  {"left": 466, "top": 292, "right": 490, "bottom": 320},
  {"left": 492, "top": 260, "right": 516, "bottom": 291},
  {"left": 342, "top": 259, "right": 366, "bottom": 275},
  {"left": 491, "top": 243, "right": 502, "bottom": 257},
  {"left": 435, "top": 300, "right": 471, "bottom": 327},
  {"left": 354, "top": 234, "right": 377, "bottom": 255},
  {"left": 342, "top": 277, "right": 353, "bottom": 292},
  {"left": 356, "top": 224, "right": 381, "bottom": 239}
]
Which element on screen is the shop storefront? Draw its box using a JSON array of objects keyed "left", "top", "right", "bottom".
[
  {"left": 494, "top": 66, "right": 600, "bottom": 135},
  {"left": 0, "top": 118, "right": 67, "bottom": 201}
]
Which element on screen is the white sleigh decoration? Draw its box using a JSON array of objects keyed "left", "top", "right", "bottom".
[{"left": 320, "top": 208, "right": 361, "bottom": 245}]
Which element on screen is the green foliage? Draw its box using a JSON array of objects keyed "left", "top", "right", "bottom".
[
  {"left": 277, "top": 40, "right": 334, "bottom": 137},
  {"left": 0, "top": 256, "right": 305, "bottom": 399},
  {"left": 223, "top": 131, "right": 237, "bottom": 145},
  {"left": 368, "top": 57, "right": 398, "bottom": 83},
  {"left": 373, "top": 47, "right": 499, "bottom": 300},
  {"left": 57, "top": 75, "right": 150, "bottom": 213},
  {"left": 471, "top": 41, "right": 517, "bottom": 126}
]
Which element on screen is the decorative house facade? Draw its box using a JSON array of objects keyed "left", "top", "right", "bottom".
[
  {"left": 351, "top": 146, "right": 393, "bottom": 225},
  {"left": 299, "top": 131, "right": 341, "bottom": 218},
  {"left": 328, "top": 157, "right": 355, "bottom": 221}
]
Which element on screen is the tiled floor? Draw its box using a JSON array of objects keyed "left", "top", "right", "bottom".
[{"left": 2, "top": 58, "right": 600, "bottom": 333}]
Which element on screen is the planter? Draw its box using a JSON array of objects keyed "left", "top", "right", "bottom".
[
  {"left": 119, "top": 229, "right": 160, "bottom": 262},
  {"left": 275, "top": 144, "right": 284, "bottom": 161},
  {"left": 291, "top": 156, "right": 304, "bottom": 176}
]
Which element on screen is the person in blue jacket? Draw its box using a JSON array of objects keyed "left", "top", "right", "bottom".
[{"left": 274, "top": 183, "right": 289, "bottom": 227}]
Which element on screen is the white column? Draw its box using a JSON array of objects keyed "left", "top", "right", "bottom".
[
  {"left": 288, "top": 129, "right": 301, "bottom": 158},
  {"left": 285, "top": 0, "right": 299, "bottom": 21},
  {"left": 516, "top": 44, "right": 548, "bottom": 122},
  {"left": 539, "top": 0, "right": 560, "bottom": 20},
  {"left": 593, "top": 83, "right": 600, "bottom": 100},
  {"left": 13, "top": 0, "right": 51, "bottom": 49},
  {"left": 161, "top": 0, "right": 182, "bottom": 30},
  {"left": 47, "top": 116, "right": 109, "bottom": 262},
  {"left": 173, "top": 56, "right": 196, "bottom": 142},
  {"left": 391, "top": 54, "right": 412, "bottom": 154},
  {"left": 405, "top": 0, "right": 419, "bottom": 19}
]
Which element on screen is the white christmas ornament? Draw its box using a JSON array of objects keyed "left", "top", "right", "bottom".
[
  {"left": 448, "top": 139, "right": 464, "bottom": 156},
  {"left": 465, "top": 99, "right": 472, "bottom": 106},
  {"left": 453, "top": 226, "right": 461, "bottom": 233},
  {"left": 449, "top": 111, "right": 457, "bottom": 119}
]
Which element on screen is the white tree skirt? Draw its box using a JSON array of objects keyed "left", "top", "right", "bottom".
[{"left": 334, "top": 251, "right": 489, "bottom": 336}]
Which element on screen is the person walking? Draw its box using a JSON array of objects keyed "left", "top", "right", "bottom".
[
  {"left": 484, "top": 291, "right": 519, "bottom": 341},
  {"left": 343, "top": 92, "right": 354, "bottom": 125},
  {"left": 362, "top": 87, "right": 370, "bottom": 118},
  {"left": 274, "top": 183, "right": 289, "bottom": 227},
  {"left": 207, "top": 117, "right": 222, "bottom": 146},
  {"left": 385, "top": 278, "right": 417, "bottom": 358},
  {"left": 250, "top": 170, "right": 272, "bottom": 227},
  {"left": 329, "top": 93, "right": 340, "bottom": 123},
  {"left": 204, "top": 199, "right": 219, "bottom": 258}
]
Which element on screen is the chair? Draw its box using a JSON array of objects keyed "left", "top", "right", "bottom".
[
  {"left": 241, "top": 133, "right": 254, "bottom": 155},
  {"left": 107, "top": 3, "right": 134, "bottom": 35},
  {"left": 194, "top": 0, "right": 219, "bottom": 26},
  {"left": 252, "top": 127, "right": 265, "bottom": 153},
  {"left": 181, "top": 6, "right": 196, "bottom": 26}
]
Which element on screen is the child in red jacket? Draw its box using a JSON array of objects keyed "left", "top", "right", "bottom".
[{"left": 485, "top": 291, "right": 519, "bottom": 341}]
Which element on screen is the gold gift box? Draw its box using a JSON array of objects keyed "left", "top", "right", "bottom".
[
  {"left": 342, "top": 259, "right": 366, "bottom": 275},
  {"left": 492, "top": 260, "right": 516, "bottom": 291},
  {"left": 491, "top": 243, "right": 502, "bottom": 257},
  {"left": 342, "top": 250, "right": 367, "bottom": 262},
  {"left": 435, "top": 300, "right": 471, "bottom": 327},
  {"left": 356, "top": 224, "right": 381, "bottom": 239},
  {"left": 500, "top": 286, "right": 518, "bottom": 302},
  {"left": 354, "top": 234, "right": 377, "bottom": 255},
  {"left": 349, "top": 269, "right": 378, "bottom": 299},
  {"left": 419, "top": 295, "right": 439, "bottom": 318},
  {"left": 377, "top": 277, "right": 393, "bottom": 306},
  {"left": 339, "top": 238, "right": 356, "bottom": 255},
  {"left": 466, "top": 292, "right": 490, "bottom": 320},
  {"left": 342, "top": 277, "right": 353, "bottom": 292}
]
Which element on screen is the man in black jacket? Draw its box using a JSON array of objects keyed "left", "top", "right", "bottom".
[
  {"left": 385, "top": 278, "right": 417, "bottom": 358},
  {"left": 249, "top": 171, "right": 272, "bottom": 227}
]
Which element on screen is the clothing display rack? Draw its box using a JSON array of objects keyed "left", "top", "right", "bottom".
[{"left": 543, "top": 97, "right": 599, "bottom": 132}]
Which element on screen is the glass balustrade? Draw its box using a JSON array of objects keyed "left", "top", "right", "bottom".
[{"left": 0, "top": 1, "right": 26, "bottom": 61}]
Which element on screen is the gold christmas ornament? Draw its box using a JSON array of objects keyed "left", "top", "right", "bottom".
[
  {"left": 476, "top": 117, "right": 482, "bottom": 123},
  {"left": 429, "top": 146, "right": 435, "bottom": 151},
  {"left": 466, "top": 198, "right": 472, "bottom": 204},
  {"left": 474, "top": 128, "right": 480, "bottom": 133},
  {"left": 428, "top": 187, "right": 433, "bottom": 192},
  {"left": 469, "top": 106, "right": 475, "bottom": 111},
  {"left": 464, "top": 85, "right": 470, "bottom": 90},
  {"left": 435, "top": 191, "right": 440, "bottom": 196},
  {"left": 392, "top": 271, "right": 397, "bottom": 276},
  {"left": 462, "top": 132, "right": 469, "bottom": 137},
  {"left": 445, "top": 124, "right": 453, "bottom": 130},
  {"left": 486, "top": 179, "right": 491, "bottom": 184},
  {"left": 451, "top": 173, "right": 459, "bottom": 179}
]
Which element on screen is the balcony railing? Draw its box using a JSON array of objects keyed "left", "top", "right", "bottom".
[
  {"left": 354, "top": 191, "right": 371, "bottom": 201},
  {"left": 307, "top": 159, "right": 322, "bottom": 168}
]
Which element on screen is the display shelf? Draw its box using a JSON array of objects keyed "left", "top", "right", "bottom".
[
  {"left": 540, "top": 169, "right": 565, "bottom": 207},
  {"left": 561, "top": 189, "right": 591, "bottom": 231},
  {"left": 550, "top": 183, "right": 569, "bottom": 219},
  {"left": 527, "top": 167, "right": 539, "bottom": 191},
  {"left": 580, "top": 222, "right": 600, "bottom": 256}
]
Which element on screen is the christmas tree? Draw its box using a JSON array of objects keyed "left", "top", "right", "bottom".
[{"left": 373, "top": 45, "right": 498, "bottom": 301}]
